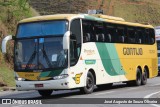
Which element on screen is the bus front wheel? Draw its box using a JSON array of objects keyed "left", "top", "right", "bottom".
[
  {"left": 80, "top": 72, "right": 95, "bottom": 94},
  {"left": 38, "top": 90, "right": 53, "bottom": 97}
]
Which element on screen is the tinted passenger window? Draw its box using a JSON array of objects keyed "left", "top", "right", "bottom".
[
  {"left": 94, "top": 22, "right": 105, "bottom": 42},
  {"left": 70, "top": 19, "right": 81, "bottom": 45},
  {"left": 106, "top": 24, "right": 117, "bottom": 43},
  {"left": 82, "top": 20, "right": 95, "bottom": 42},
  {"left": 117, "top": 26, "right": 125, "bottom": 43},
  {"left": 144, "top": 29, "right": 150, "bottom": 44},
  {"left": 149, "top": 29, "right": 155, "bottom": 44},
  {"left": 127, "top": 27, "right": 136, "bottom": 43},
  {"left": 136, "top": 29, "right": 144, "bottom": 44},
  {"left": 70, "top": 19, "right": 82, "bottom": 65}
]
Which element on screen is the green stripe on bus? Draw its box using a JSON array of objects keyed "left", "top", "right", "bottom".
[
  {"left": 40, "top": 69, "right": 63, "bottom": 77},
  {"left": 96, "top": 43, "right": 125, "bottom": 76},
  {"left": 48, "top": 69, "right": 63, "bottom": 77},
  {"left": 40, "top": 71, "right": 51, "bottom": 77}
]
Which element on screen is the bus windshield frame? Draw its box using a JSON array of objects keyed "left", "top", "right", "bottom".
[{"left": 14, "top": 20, "right": 69, "bottom": 72}]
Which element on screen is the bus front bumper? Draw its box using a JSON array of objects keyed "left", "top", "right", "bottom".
[{"left": 16, "top": 78, "right": 73, "bottom": 91}]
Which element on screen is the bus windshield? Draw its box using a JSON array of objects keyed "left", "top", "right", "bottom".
[
  {"left": 15, "top": 20, "right": 68, "bottom": 71},
  {"left": 17, "top": 20, "right": 67, "bottom": 38},
  {"left": 15, "top": 37, "right": 68, "bottom": 71}
]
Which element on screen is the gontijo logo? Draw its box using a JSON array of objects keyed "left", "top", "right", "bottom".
[
  {"left": 25, "top": 74, "right": 35, "bottom": 77},
  {"left": 123, "top": 47, "right": 143, "bottom": 55}
]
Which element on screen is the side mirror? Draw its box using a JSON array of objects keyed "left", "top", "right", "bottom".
[
  {"left": 1, "top": 35, "right": 13, "bottom": 53},
  {"left": 63, "top": 31, "right": 70, "bottom": 50}
]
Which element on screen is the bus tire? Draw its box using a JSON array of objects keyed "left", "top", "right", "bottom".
[
  {"left": 134, "top": 68, "right": 142, "bottom": 86},
  {"left": 38, "top": 90, "right": 53, "bottom": 97},
  {"left": 80, "top": 72, "right": 95, "bottom": 94},
  {"left": 141, "top": 68, "right": 147, "bottom": 85}
]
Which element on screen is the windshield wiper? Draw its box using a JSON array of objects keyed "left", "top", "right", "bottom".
[
  {"left": 25, "top": 45, "right": 37, "bottom": 70},
  {"left": 42, "top": 44, "right": 52, "bottom": 68},
  {"left": 24, "top": 38, "right": 54, "bottom": 70}
]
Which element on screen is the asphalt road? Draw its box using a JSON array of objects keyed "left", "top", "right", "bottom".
[{"left": 0, "top": 76, "right": 160, "bottom": 107}]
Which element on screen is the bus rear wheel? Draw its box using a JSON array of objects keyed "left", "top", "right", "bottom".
[
  {"left": 141, "top": 68, "right": 148, "bottom": 85},
  {"left": 127, "top": 68, "right": 142, "bottom": 86},
  {"left": 134, "top": 68, "right": 142, "bottom": 86},
  {"left": 38, "top": 90, "right": 53, "bottom": 97},
  {"left": 80, "top": 72, "right": 95, "bottom": 94}
]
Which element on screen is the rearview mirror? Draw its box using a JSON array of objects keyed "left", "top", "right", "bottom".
[
  {"left": 2, "top": 35, "right": 13, "bottom": 53},
  {"left": 63, "top": 31, "right": 70, "bottom": 50}
]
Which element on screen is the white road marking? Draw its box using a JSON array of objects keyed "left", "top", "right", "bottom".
[
  {"left": 94, "top": 91, "right": 115, "bottom": 96},
  {"left": 144, "top": 91, "right": 160, "bottom": 107},
  {"left": 144, "top": 91, "right": 160, "bottom": 98}
]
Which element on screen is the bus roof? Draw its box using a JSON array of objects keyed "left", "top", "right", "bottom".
[
  {"left": 19, "top": 14, "right": 78, "bottom": 23},
  {"left": 19, "top": 14, "right": 154, "bottom": 28}
]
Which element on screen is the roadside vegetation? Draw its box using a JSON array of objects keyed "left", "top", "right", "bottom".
[{"left": 0, "top": 0, "right": 38, "bottom": 88}]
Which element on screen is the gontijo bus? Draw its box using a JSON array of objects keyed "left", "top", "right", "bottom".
[{"left": 2, "top": 14, "right": 158, "bottom": 97}]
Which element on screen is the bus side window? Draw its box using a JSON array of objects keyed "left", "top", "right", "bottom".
[
  {"left": 127, "top": 27, "right": 136, "bottom": 44},
  {"left": 104, "top": 23, "right": 111, "bottom": 43},
  {"left": 70, "top": 19, "right": 81, "bottom": 45},
  {"left": 95, "top": 33, "right": 105, "bottom": 42},
  {"left": 144, "top": 29, "right": 150, "bottom": 44},
  {"left": 117, "top": 26, "right": 125, "bottom": 43},
  {"left": 149, "top": 29, "right": 155, "bottom": 44},
  {"left": 82, "top": 20, "right": 95, "bottom": 42},
  {"left": 84, "top": 33, "right": 91, "bottom": 42},
  {"left": 106, "top": 33, "right": 111, "bottom": 42},
  {"left": 94, "top": 21, "right": 105, "bottom": 42},
  {"left": 136, "top": 28, "right": 144, "bottom": 44},
  {"left": 70, "top": 19, "right": 82, "bottom": 65},
  {"left": 135, "top": 32, "right": 139, "bottom": 44},
  {"left": 106, "top": 24, "right": 116, "bottom": 43}
]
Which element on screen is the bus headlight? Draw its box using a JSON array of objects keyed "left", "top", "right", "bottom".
[
  {"left": 53, "top": 74, "right": 68, "bottom": 80},
  {"left": 15, "top": 77, "right": 25, "bottom": 81}
]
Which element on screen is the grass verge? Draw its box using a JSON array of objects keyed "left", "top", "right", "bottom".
[{"left": 0, "top": 63, "right": 15, "bottom": 89}]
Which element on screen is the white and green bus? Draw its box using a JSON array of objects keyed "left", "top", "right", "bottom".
[{"left": 2, "top": 14, "right": 158, "bottom": 97}]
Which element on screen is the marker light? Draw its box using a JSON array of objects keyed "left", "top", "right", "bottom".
[{"left": 53, "top": 74, "right": 68, "bottom": 80}]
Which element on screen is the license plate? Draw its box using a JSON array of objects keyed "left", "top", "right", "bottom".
[{"left": 35, "top": 84, "right": 43, "bottom": 88}]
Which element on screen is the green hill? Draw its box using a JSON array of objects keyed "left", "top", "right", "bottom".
[{"left": 29, "top": 0, "right": 160, "bottom": 26}]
